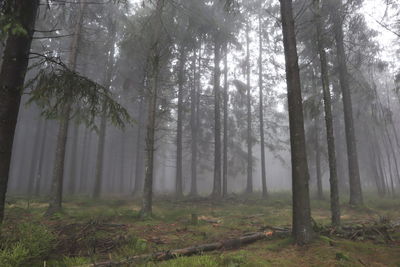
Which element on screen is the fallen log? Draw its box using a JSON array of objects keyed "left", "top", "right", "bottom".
[{"left": 76, "top": 231, "right": 288, "bottom": 267}]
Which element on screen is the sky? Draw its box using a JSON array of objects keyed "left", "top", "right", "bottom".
[{"left": 361, "top": 0, "right": 398, "bottom": 70}]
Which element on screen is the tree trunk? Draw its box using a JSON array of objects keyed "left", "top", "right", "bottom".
[
  {"left": 140, "top": 55, "right": 160, "bottom": 217},
  {"left": 46, "top": 0, "right": 86, "bottom": 216},
  {"left": 133, "top": 96, "right": 146, "bottom": 196},
  {"left": 222, "top": 42, "right": 229, "bottom": 197},
  {"left": 35, "top": 119, "right": 49, "bottom": 196},
  {"left": 0, "top": 0, "right": 39, "bottom": 223},
  {"left": 279, "top": 0, "right": 314, "bottom": 244},
  {"left": 245, "top": 21, "right": 253, "bottom": 194},
  {"left": 332, "top": 0, "right": 363, "bottom": 206},
  {"left": 92, "top": 19, "right": 116, "bottom": 199},
  {"left": 119, "top": 130, "right": 126, "bottom": 193},
  {"left": 258, "top": 13, "right": 268, "bottom": 198},
  {"left": 67, "top": 122, "right": 79, "bottom": 195},
  {"left": 140, "top": 0, "right": 164, "bottom": 217},
  {"left": 314, "top": 0, "right": 340, "bottom": 225},
  {"left": 190, "top": 47, "right": 199, "bottom": 197},
  {"left": 212, "top": 35, "right": 222, "bottom": 198},
  {"left": 176, "top": 45, "right": 186, "bottom": 198},
  {"left": 78, "top": 126, "right": 90, "bottom": 194},
  {"left": 314, "top": 116, "right": 323, "bottom": 200},
  {"left": 27, "top": 116, "right": 44, "bottom": 196}
]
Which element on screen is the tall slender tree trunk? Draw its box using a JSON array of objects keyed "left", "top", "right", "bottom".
[
  {"left": 212, "top": 35, "right": 222, "bottom": 197},
  {"left": 176, "top": 45, "right": 186, "bottom": 198},
  {"left": 258, "top": 14, "right": 268, "bottom": 198},
  {"left": 279, "top": 0, "right": 314, "bottom": 245},
  {"left": 314, "top": 0, "right": 340, "bottom": 225},
  {"left": 140, "top": 0, "right": 164, "bottom": 217},
  {"left": 35, "top": 119, "right": 49, "bottom": 196},
  {"left": 27, "top": 117, "right": 44, "bottom": 196},
  {"left": 190, "top": 47, "right": 199, "bottom": 197},
  {"left": 222, "top": 42, "right": 229, "bottom": 197},
  {"left": 46, "top": 0, "right": 86, "bottom": 215},
  {"left": 245, "top": 21, "right": 253, "bottom": 194},
  {"left": 67, "top": 122, "right": 79, "bottom": 195},
  {"left": 0, "top": 0, "right": 39, "bottom": 223},
  {"left": 133, "top": 96, "right": 146, "bottom": 196},
  {"left": 119, "top": 130, "right": 126, "bottom": 193},
  {"left": 314, "top": 116, "right": 323, "bottom": 200},
  {"left": 92, "top": 20, "right": 116, "bottom": 199},
  {"left": 332, "top": 0, "right": 363, "bottom": 206},
  {"left": 78, "top": 126, "right": 90, "bottom": 194},
  {"left": 140, "top": 55, "right": 160, "bottom": 217}
]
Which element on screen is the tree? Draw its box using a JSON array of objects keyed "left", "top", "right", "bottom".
[
  {"left": 258, "top": 11, "right": 268, "bottom": 198},
  {"left": 140, "top": 0, "right": 165, "bottom": 217},
  {"left": 313, "top": 0, "right": 340, "bottom": 226},
  {"left": 93, "top": 18, "right": 117, "bottom": 199},
  {"left": 279, "top": 0, "right": 314, "bottom": 244},
  {"left": 0, "top": 0, "right": 40, "bottom": 224},
  {"left": 175, "top": 44, "right": 186, "bottom": 198},
  {"left": 212, "top": 33, "right": 222, "bottom": 197},
  {"left": 331, "top": 0, "right": 363, "bottom": 206},
  {"left": 245, "top": 20, "right": 253, "bottom": 194},
  {"left": 46, "top": 0, "right": 87, "bottom": 215}
]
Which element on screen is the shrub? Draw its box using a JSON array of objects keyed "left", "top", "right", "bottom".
[{"left": 0, "top": 222, "right": 55, "bottom": 266}]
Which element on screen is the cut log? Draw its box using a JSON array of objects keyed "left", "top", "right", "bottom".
[{"left": 76, "top": 231, "right": 288, "bottom": 267}]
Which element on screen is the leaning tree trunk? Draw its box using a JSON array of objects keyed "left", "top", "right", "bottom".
[
  {"left": 331, "top": 0, "right": 363, "bottom": 206},
  {"left": 0, "top": 0, "right": 39, "bottom": 223},
  {"left": 212, "top": 34, "right": 222, "bottom": 198},
  {"left": 222, "top": 42, "right": 229, "bottom": 197},
  {"left": 175, "top": 45, "right": 186, "bottom": 198},
  {"left": 245, "top": 21, "right": 253, "bottom": 194},
  {"left": 279, "top": 0, "right": 314, "bottom": 245},
  {"left": 258, "top": 13, "right": 268, "bottom": 198},
  {"left": 46, "top": 0, "right": 86, "bottom": 216},
  {"left": 314, "top": 0, "right": 340, "bottom": 225}
]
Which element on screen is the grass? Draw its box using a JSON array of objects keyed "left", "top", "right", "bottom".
[{"left": 1, "top": 192, "right": 399, "bottom": 266}]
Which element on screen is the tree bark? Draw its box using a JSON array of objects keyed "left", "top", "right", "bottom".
[
  {"left": 78, "top": 126, "right": 90, "bottom": 194},
  {"left": 258, "top": 13, "right": 268, "bottom": 198},
  {"left": 140, "top": 0, "right": 164, "bottom": 217},
  {"left": 222, "top": 42, "right": 229, "bottom": 197},
  {"left": 314, "top": 0, "right": 340, "bottom": 226},
  {"left": 133, "top": 95, "right": 146, "bottom": 196},
  {"left": 46, "top": 0, "right": 87, "bottom": 215},
  {"left": 92, "top": 19, "right": 116, "bottom": 199},
  {"left": 140, "top": 54, "right": 160, "bottom": 217},
  {"left": 314, "top": 115, "right": 323, "bottom": 200},
  {"left": 0, "top": 0, "right": 39, "bottom": 223},
  {"left": 279, "top": 0, "right": 314, "bottom": 244},
  {"left": 245, "top": 20, "right": 253, "bottom": 194},
  {"left": 35, "top": 119, "right": 49, "bottom": 196},
  {"left": 27, "top": 116, "right": 44, "bottom": 196},
  {"left": 175, "top": 45, "right": 186, "bottom": 198},
  {"left": 212, "top": 35, "right": 222, "bottom": 198},
  {"left": 67, "top": 122, "right": 79, "bottom": 195},
  {"left": 190, "top": 47, "right": 199, "bottom": 197},
  {"left": 331, "top": 0, "right": 363, "bottom": 206}
]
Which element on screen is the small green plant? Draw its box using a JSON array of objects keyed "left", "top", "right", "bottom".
[{"left": 0, "top": 222, "right": 55, "bottom": 266}]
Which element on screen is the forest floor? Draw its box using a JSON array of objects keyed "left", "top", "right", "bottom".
[{"left": 1, "top": 192, "right": 400, "bottom": 266}]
